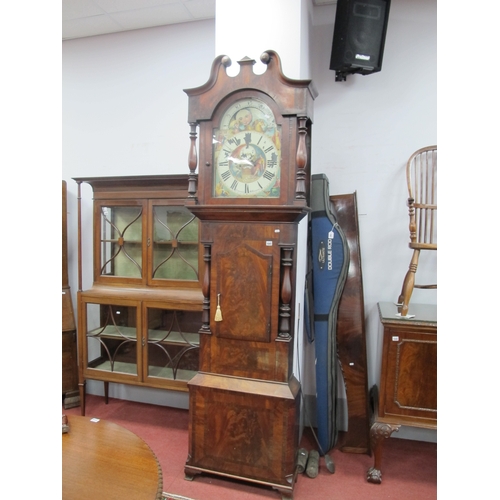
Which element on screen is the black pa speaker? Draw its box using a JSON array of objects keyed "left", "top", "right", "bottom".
[{"left": 330, "top": 0, "right": 391, "bottom": 81}]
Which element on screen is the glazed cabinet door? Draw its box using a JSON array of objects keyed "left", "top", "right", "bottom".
[
  {"left": 79, "top": 297, "right": 141, "bottom": 383},
  {"left": 148, "top": 202, "right": 200, "bottom": 286},
  {"left": 142, "top": 304, "right": 201, "bottom": 389},
  {"left": 94, "top": 200, "right": 201, "bottom": 288},
  {"left": 94, "top": 201, "right": 146, "bottom": 285}
]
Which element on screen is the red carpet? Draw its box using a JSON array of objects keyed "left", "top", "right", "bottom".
[{"left": 63, "top": 395, "right": 436, "bottom": 499}]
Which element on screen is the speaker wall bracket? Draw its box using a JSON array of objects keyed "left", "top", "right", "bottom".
[
  {"left": 335, "top": 71, "right": 348, "bottom": 82},
  {"left": 335, "top": 65, "right": 376, "bottom": 82}
]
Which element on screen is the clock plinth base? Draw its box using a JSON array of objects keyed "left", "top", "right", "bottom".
[{"left": 185, "top": 372, "right": 300, "bottom": 497}]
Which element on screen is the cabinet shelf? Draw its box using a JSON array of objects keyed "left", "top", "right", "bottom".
[
  {"left": 88, "top": 325, "right": 200, "bottom": 346},
  {"left": 88, "top": 325, "right": 136, "bottom": 340},
  {"left": 147, "top": 367, "right": 197, "bottom": 381},
  {"left": 148, "top": 330, "right": 199, "bottom": 346},
  {"left": 88, "top": 359, "right": 198, "bottom": 382},
  {"left": 154, "top": 240, "right": 198, "bottom": 245},
  {"left": 88, "top": 359, "right": 137, "bottom": 375}
]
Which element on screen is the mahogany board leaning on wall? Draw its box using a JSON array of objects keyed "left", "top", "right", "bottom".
[{"left": 330, "top": 192, "right": 371, "bottom": 455}]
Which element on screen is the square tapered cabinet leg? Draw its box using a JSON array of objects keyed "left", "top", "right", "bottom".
[{"left": 185, "top": 373, "right": 300, "bottom": 499}]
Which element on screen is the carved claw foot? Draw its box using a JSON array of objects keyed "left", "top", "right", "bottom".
[
  {"left": 367, "top": 466, "right": 382, "bottom": 484},
  {"left": 367, "top": 421, "right": 400, "bottom": 484}
]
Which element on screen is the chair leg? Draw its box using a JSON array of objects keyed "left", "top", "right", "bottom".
[{"left": 397, "top": 249, "right": 420, "bottom": 316}]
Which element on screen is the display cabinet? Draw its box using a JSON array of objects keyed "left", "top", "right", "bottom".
[
  {"left": 74, "top": 175, "right": 203, "bottom": 415},
  {"left": 367, "top": 302, "right": 437, "bottom": 484}
]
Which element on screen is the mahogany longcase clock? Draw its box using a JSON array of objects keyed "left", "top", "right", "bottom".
[{"left": 183, "top": 51, "right": 317, "bottom": 499}]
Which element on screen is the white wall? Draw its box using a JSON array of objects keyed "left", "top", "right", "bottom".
[
  {"left": 216, "top": 0, "right": 311, "bottom": 79},
  {"left": 62, "top": 0, "right": 436, "bottom": 439}
]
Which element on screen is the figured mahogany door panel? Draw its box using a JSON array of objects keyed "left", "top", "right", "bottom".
[
  {"left": 186, "top": 373, "right": 299, "bottom": 487},
  {"left": 214, "top": 243, "right": 272, "bottom": 342},
  {"left": 381, "top": 327, "right": 437, "bottom": 422},
  {"left": 205, "top": 223, "right": 286, "bottom": 380},
  {"left": 210, "top": 239, "right": 277, "bottom": 379}
]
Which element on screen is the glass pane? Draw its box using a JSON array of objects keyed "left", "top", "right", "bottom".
[
  {"left": 146, "top": 308, "right": 201, "bottom": 381},
  {"left": 85, "top": 303, "right": 138, "bottom": 376},
  {"left": 152, "top": 206, "right": 199, "bottom": 281},
  {"left": 213, "top": 97, "right": 281, "bottom": 198},
  {"left": 100, "top": 206, "right": 142, "bottom": 278}
]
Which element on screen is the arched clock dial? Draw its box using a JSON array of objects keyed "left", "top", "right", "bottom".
[{"left": 213, "top": 97, "right": 281, "bottom": 198}]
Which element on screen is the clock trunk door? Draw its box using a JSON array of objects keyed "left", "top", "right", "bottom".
[
  {"left": 207, "top": 223, "right": 282, "bottom": 380},
  {"left": 215, "top": 241, "right": 272, "bottom": 342}
]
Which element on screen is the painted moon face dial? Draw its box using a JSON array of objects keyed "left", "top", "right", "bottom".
[{"left": 213, "top": 98, "right": 281, "bottom": 198}]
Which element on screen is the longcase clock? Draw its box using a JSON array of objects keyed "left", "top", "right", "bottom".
[{"left": 183, "top": 51, "right": 317, "bottom": 500}]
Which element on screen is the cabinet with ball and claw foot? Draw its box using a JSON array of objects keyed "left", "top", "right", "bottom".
[{"left": 367, "top": 302, "right": 437, "bottom": 484}]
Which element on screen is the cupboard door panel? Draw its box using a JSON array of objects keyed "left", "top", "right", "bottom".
[
  {"left": 214, "top": 243, "right": 272, "bottom": 342},
  {"left": 383, "top": 328, "right": 437, "bottom": 419},
  {"left": 204, "top": 223, "right": 286, "bottom": 381}
]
